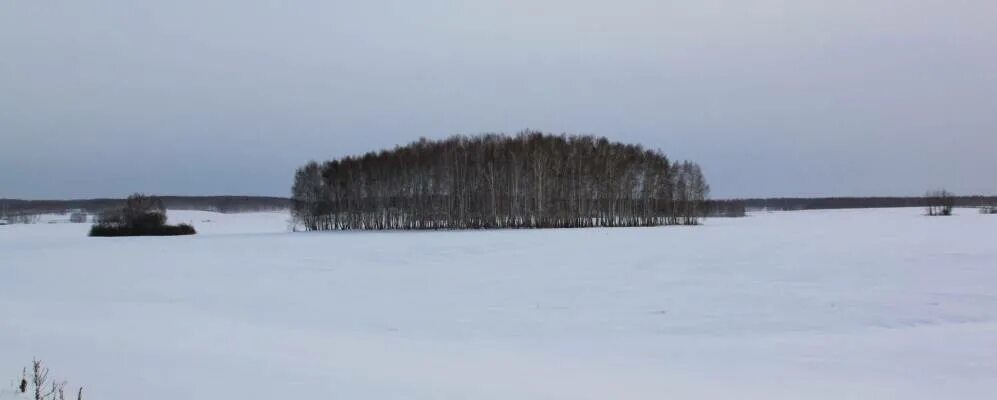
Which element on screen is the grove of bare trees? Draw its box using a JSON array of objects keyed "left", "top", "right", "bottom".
[
  {"left": 292, "top": 132, "right": 709, "bottom": 230},
  {"left": 925, "top": 189, "right": 955, "bottom": 216}
]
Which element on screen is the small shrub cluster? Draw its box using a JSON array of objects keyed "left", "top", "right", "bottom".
[
  {"left": 9, "top": 359, "right": 82, "bottom": 400},
  {"left": 89, "top": 193, "right": 196, "bottom": 237},
  {"left": 925, "top": 189, "right": 955, "bottom": 216},
  {"left": 89, "top": 223, "right": 196, "bottom": 237}
]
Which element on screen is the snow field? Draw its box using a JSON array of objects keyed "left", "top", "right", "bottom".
[{"left": 1, "top": 208, "right": 995, "bottom": 399}]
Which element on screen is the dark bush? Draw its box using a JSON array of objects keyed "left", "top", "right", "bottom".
[
  {"left": 129, "top": 211, "right": 167, "bottom": 229},
  {"left": 89, "top": 193, "right": 196, "bottom": 237},
  {"left": 89, "top": 223, "right": 196, "bottom": 237}
]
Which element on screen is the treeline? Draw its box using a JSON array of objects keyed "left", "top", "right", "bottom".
[
  {"left": 0, "top": 196, "right": 289, "bottom": 215},
  {"left": 705, "top": 199, "right": 747, "bottom": 217},
  {"left": 740, "top": 196, "right": 997, "bottom": 211},
  {"left": 293, "top": 132, "right": 710, "bottom": 230}
]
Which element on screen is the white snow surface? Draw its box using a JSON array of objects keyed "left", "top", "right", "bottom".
[{"left": 1, "top": 208, "right": 996, "bottom": 399}]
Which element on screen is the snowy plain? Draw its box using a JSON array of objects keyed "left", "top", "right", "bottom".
[{"left": 1, "top": 208, "right": 996, "bottom": 399}]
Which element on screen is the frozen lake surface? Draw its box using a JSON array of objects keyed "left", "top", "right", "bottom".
[{"left": 2, "top": 208, "right": 996, "bottom": 399}]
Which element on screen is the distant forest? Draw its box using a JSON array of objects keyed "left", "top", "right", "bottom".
[
  {"left": 292, "top": 132, "right": 710, "bottom": 230},
  {"left": 741, "top": 196, "right": 997, "bottom": 211},
  {"left": 0, "top": 196, "right": 288, "bottom": 215}
]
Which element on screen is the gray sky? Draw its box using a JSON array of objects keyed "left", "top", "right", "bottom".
[{"left": 2, "top": 0, "right": 996, "bottom": 199}]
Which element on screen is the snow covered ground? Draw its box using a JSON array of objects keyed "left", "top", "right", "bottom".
[{"left": 1, "top": 208, "right": 995, "bottom": 399}]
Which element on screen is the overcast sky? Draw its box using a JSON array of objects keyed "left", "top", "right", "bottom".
[{"left": 2, "top": 0, "right": 995, "bottom": 199}]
